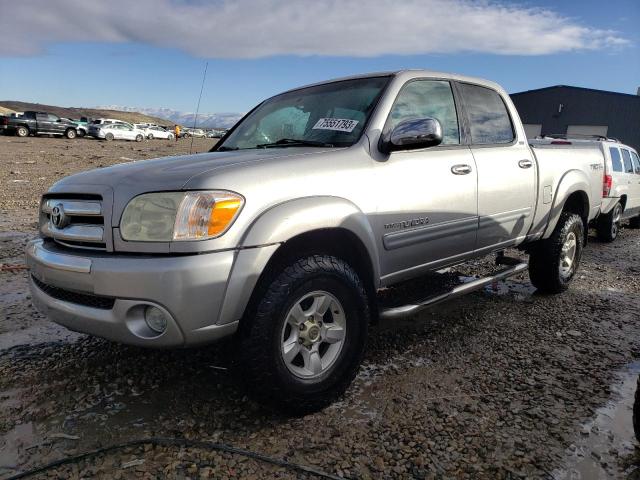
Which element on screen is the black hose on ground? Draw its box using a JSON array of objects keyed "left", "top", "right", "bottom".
[{"left": 4, "top": 437, "right": 349, "bottom": 480}]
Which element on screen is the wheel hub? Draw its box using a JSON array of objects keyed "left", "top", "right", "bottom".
[
  {"left": 559, "top": 231, "right": 577, "bottom": 277},
  {"left": 280, "top": 290, "right": 347, "bottom": 379}
]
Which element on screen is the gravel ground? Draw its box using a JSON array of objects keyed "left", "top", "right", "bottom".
[{"left": 1, "top": 135, "right": 639, "bottom": 479}]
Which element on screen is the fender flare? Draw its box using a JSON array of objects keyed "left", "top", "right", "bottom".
[
  {"left": 216, "top": 196, "right": 380, "bottom": 325},
  {"left": 542, "top": 169, "right": 591, "bottom": 239}
]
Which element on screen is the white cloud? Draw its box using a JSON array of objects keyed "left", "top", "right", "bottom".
[{"left": 0, "top": 0, "right": 628, "bottom": 57}]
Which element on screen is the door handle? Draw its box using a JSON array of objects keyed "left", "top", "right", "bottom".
[
  {"left": 518, "top": 159, "right": 533, "bottom": 169},
  {"left": 451, "top": 164, "right": 472, "bottom": 175}
]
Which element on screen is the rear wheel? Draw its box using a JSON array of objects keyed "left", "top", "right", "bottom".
[
  {"left": 135, "top": 134, "right": 143, "bottom": 142},
  {"left": 147, "top": 133, "right": 154, "bottom": 140},
  {"left": 628, "top": 215, "right": 640, "bottom": 229},
  {"left": 167, "top": 134, "right": 175, "bottom": 141},
  {"left": 238, "top": 255, "right": 369, "bottom": 414},
  {"left": 16, "top": 126, "right": 29, "bottom": 137},
  {"left": 596, "top": 202, "right": 622, "bottom": 242},
  {"left": 529, "top": 212, "right": 584, "bottom": 294},
  {"left": 105, "top": 133, "right": 114, "bottom": 141}
]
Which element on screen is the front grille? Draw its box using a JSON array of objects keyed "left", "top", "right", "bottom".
[
  {"left": 40, "top": 195, "right": 107, "bottom": 251},
  {"left": 32, "top": 276, "right": 115, "bottom": 310}
]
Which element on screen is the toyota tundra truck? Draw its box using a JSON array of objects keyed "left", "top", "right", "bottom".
[{"left": 26, "top": 70, "right": 606, "bottom": 413}]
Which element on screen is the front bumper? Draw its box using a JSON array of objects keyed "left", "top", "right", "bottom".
[{"left": 26, "top": 239, "right": 239, "bottom": 347}]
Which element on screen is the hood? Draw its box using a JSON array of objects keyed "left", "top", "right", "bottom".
[
  {"left": 49, "top": 147, "right": 338, "bottom": 226},
  {"left": 53, "top": 147, "right": 333, "bottom": 192}
]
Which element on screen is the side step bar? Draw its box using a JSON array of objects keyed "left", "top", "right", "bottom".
[{"left": 379, "top": 262, "right": 528, "bottom": 320}]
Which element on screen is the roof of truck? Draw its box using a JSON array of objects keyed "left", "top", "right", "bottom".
[{"left": 279, "top": 69, "right": 504, "bottom": 96}]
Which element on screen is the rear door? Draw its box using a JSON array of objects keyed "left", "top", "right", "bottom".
[
  {"left": 621, "top": 148, "right": 640, "bottom": 213},
  {"left": 456, "top": 82, "right": 535, "bottom": 253},
  {"left": 630, "top": 150, "right": 640, "bottom": 214},
  {"left": 35, "top": 112, "right": 53, "bottom": 133}
]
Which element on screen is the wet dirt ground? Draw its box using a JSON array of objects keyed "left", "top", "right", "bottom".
[{"left": 1, "top": 135, "right": 639, "bottom": 479}]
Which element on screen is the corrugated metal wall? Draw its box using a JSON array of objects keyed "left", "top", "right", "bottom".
[{"left": 510, "top": 86, "right": 640, "bottom": 151}]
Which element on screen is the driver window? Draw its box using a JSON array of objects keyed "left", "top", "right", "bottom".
[{"left": 388, "top": 80, "right": 460, "bottom": 145}]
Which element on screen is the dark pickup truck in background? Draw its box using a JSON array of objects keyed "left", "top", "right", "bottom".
[{"left": 0, "top": 111, "right": 79, "bottom": 138}]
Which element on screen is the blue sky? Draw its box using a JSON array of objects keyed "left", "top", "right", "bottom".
[{"left": 0, "top": 0, "right": 638, "bottom": 114}]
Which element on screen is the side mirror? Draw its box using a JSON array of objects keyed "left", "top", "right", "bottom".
[{"left": 381, "top": 117, "right": 443, "bottom": 153}]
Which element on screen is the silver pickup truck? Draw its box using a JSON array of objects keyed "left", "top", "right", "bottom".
[{"left": 27, "top": 70, "right": 606, "bottom": 412}]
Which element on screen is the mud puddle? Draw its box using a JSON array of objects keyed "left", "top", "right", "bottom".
[
  {"left": 0, "top": 322, "right": 82, "bottom": 351},
  {"left": 552, "top": 361, "right": 640, "bottom": 479}
]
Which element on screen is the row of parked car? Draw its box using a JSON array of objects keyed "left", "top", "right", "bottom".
[{"left": 0, "top": 111, "right": 227, "bottom": 142}]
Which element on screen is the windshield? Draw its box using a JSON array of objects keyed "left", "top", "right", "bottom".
[{"left": 215, "top": 76, "right": 390, "bottom": 151}]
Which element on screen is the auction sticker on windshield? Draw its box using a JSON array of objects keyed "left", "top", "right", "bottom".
[{"left": 312, "top": 118, "right": 359, "bottom": 133}]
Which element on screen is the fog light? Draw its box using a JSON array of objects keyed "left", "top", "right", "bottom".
[{"left": 144, "top": 306, "right": 168, "bottom": 334}]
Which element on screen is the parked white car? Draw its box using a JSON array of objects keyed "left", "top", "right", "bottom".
[
  {"left": 88, "top": 118, "right": 133, "bottom": 138},
  {"left": 145, "top": 126, "right": 175, "bottom": 140},
  {"left": 182, "top": 128, "right": 206, "bottom": 138},
  {"left": 95, "top": 123, "right": 146, "bottom": 142},
  {"left": 530, "top": 135, "right": 640, "bottom": 241}
]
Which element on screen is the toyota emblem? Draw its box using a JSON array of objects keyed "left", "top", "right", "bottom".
[{"left": 51, "top": 203, "right": 68, "bottom": 228}]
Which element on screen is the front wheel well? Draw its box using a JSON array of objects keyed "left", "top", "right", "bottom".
[{"left": 240, "top": 228, "right": 378, "bottom": 329}]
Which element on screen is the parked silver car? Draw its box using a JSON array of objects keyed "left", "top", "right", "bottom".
[{"left": 27, "top": 70, "right": 608, "bottom": 412}]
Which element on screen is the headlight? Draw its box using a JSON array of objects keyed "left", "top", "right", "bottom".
[{"left": 120, "top": 191, "right": 244, "bottom": 242}]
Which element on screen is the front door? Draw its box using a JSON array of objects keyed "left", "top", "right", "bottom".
[
  {"left": 456, "top": 82, "right": 535, "bottom": 253},
  {"left": 373, "top": 79, "right": 478, "bottom": 282}
]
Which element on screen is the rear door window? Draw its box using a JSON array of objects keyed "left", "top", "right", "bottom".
[
  {"left": 621, "top": 149, "right": 634, "bottom": 173},
  {"left": 631, "top": 151, "right": 640, "bottom": 174},
  {"left": 609, "top": 147, "right": 623, "bottom": 172},
  {"left": 458, "top": 83, "right": 514, "bottom": 144}
]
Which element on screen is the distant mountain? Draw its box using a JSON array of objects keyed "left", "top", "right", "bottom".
[
  {"left": 96, "top": 105, "right": 243, "bottom": 129},
  {"left": 0, "top": 101, "right": 172, "bottom": 126}
]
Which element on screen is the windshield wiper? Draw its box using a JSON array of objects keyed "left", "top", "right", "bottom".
[
  {"left": 256, "top": 138, "right": 334, "bottom": 149},
  {"left": 216, "top": 145, "right": 239, "bottom": 151}
]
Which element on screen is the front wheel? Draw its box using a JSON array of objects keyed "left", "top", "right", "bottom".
[
  {"left": 77, "top": 129, "right": 86, "bottom": 138},
  {"left": 135, "top": 134, "right": 143, "bottom": 142},
  {"left": 167, "top": 134, "right": 175, "bottom": 141},
  {"left": 596, "top": 202, "right": 622, "bottom": 242},
  {"left": 238, "top": 255, "right": 369, "bottom": 414},
  {"left": 147, "top": 133, "right": 154, "bottom": 140},
  {"left": 105, "top": 133, "right": 114, "bottom": 141},
  {"left": 65, "top": 129, "right": 77, "bottom": 139},
  {"left": 528, "top": 212, "right": 584, "bottom": 294}
]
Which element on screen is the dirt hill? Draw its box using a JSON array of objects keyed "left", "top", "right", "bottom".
[
  {"left": 0, "top": 101, "right": 173, "bottom": 126},
  {"left": 0, "top": 106, "right": 16, "bottom": 116}
]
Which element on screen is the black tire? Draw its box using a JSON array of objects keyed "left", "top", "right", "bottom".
[
  {"left": 105, "top": 133, "right": 114, "bottom": 141},
  {"left": 77, "top": 129, "right": 86, "bottom": 138},
  {"left": 65, "top": 128, "right": 76, "bottom": 139},
  {"left": 238, "top": 255, "right": 369, "bottom": 414},
  {"left": 596, "top": 202, "right": 622, "bottom": 242},
  {"left": 147, "top": 133, "right": 154, "bottom": 140},
  {"left": 634, "top": 375, "right": 640, "bottom": 442},
  {"left": 16, "top": 126, "right": 29, "bottom": 137},
  {"left": 135, "top": 134, "right": 143, "bottom": 142},
  {"left": 628, "top": 215, "right": 640, "bottom": 229},
  {"left": 528, "top": 212, "right": 584, "bottom": 294},
  {"left": 167, "top": 134, "right": 175, "bottom": 141}
]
